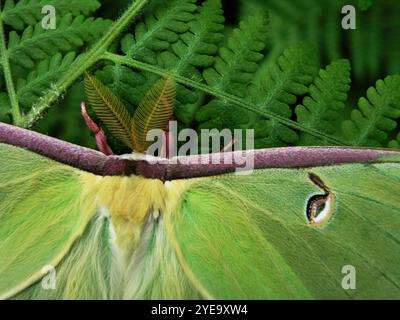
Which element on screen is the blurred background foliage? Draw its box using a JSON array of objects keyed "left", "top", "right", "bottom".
[{"left": 18, "top": 0, "right": 399, "bottom": 150}]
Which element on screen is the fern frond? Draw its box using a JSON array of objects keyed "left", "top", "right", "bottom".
[
  {"left": 248, "top": 43, "right": 318, "bottom": 147},
  {"left": 342, "top": 75, "right": 400, "bottom": 146},
  {"left": 16, "top": 52, "right": 77, "bottom": 111},
  {"left": 8, "top": 14, "right": 111, "bottom": 68},
  {"left": 101, "top": 0, "right": 223, "bottom": 126},
  {"left": 296, "top": 59, "right": 351, "bottom": 145},
  {"left": 121, "top": 0, "right": 197, "bottom": 65},
  {"left": 96, "top": 0, "right": 197, "bottom": 121},
  {"left": 95, "top": 65, "right": 148, "bottom": 107},
  {"left": 161, "top": 0, "right": 225, "bottom": 124},
  {"left": 256, "top": 0, "right": 400, "bottom": 80},
  {"left": 388, "top": 133, "right": 400, "bottom": 149},
  {"left": 164, "top": 0, "right": 224, "bottom": 78},
  {"left": 1, "top": 0, "right": 101, "bottom": 30},
  {"left": 84, "top": 73, "right": 134, "bottom": 149},
  {"left": 195, "top": 11, "right": 268, "bottom": 137},
  {"left": 132, "top": 76, "right": 176, "bottom": 153}
]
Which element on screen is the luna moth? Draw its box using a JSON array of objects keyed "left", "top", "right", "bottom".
[{"left": 0, "top": 75, "right": 399, "bottom": 300}]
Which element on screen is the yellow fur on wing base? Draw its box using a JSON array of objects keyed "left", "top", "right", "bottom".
[
  {"left": 81, "top": 174, "right": 163, "bottom": 254},
  {"left": 79, "top": 173, "right": 198, "bottom": 256}
]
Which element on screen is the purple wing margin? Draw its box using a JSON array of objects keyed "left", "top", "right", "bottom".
[{"left": 1, "top": 123, "right": 399, "bottom": 180}]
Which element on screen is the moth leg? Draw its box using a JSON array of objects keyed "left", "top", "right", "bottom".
[{"left": 81, "top": 101, "right": 114, "bottom": 155}]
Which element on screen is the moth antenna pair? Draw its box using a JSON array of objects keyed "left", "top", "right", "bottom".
[{"left": 83, "top": 72, "right": 176, "bottom": 156}]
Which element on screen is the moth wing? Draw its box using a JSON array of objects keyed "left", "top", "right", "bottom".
[
  {"left": 166, "top": 162, "right": 400, "bottom": 299},
  {"left": 0, "top": 143, "right": 97, "bottom": 299}
]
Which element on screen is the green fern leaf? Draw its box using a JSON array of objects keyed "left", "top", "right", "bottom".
[
  {"left": 132, "top": 76, "right": 176, "bottom": 153},
  {"left": 121, "top": 0, "right": 197, "bottom": 65},
  {"left": 388, "top": 133, "right": 400, "bottom": 149},
  {"left": 296, "top": 59, "right": 351, "bottom": 145},
  {"left": 195, "top": 11, "right": 268, "bottom": 142},
  {"left": 16, "top": 52, "right": 77, "bottom": 111},
  {"left": 96, "top": 0, "right": 197, "bottom": 121},
  {"left": 342, "top": 75, "right": 400, "bottom": 146},
  {"left": 84, "top": 73, "right": 134, "bottom": 149},
  {"left": 255, "top": 0, "right": 400, "bottom": 80},
  {"left": 95, "top": 65, "right": 148, "bottom": 108},
  {"left": 248, "top": 43, "right": 318, "bottom": 147},
  {"left": 163, "top": 0, "right": 224, "bottom": 78},
  {"left": 1, "top": 0, "right": 101, "bottom": 30},
  {"left": 8, "top": 14, "right": 111, "bottom": 69},
  {"left": 161, "top": 0, "right": 225, "bottom": 124}
]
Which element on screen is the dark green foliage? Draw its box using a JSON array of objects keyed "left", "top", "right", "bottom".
[
  {"left": 33, "top": 82, "right": 96, "bottom": 149},
  {"left": 296, "top": 59, "right": 351, "bottom": 145},
  {"left": 249, "top": 43, "right": 318, "bottom": 147},
  {"left": 0, "top": 0, "right": 111, "bottom": 124},
  {"left": 389, "top": 134, "right": 400, "bottom": 149},
  {"left": 246, "top": 0, "right": 400, "bottom": 81},
  {"left": 1, "top": 0, "right": 101, "bottom": 30},
  {"left": 121, "top": 0, "right": 197, "bottom": 65},
  {"left": 8, "top": 14, "right": 110, "bottom": 69},
  {"left": 99, "top": 0, "right": 225, "bottom": 125},
  {"left": 16, "top": 52, "right": 77, "bottom": 111},
  {"left": 195, "top": 10, "right": 268, "bottom": 145},
  {"left": 342, "top": 75, "right": 400, "bottom": 147},
  {"left": 0, "top": 0, "right": 399, "bottom": 152}
]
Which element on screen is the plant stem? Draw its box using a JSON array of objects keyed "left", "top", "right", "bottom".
[
  {"left": 0, "top": 12, "right": 22, "bottom": 125},
  {"left": 102, "top": 52, "right": 347, "bottom": 145},
  {"left": 22, "top": 0, "right": 150, "bottom": 128}
]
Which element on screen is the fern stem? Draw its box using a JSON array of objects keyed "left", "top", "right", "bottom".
[
  {"left": 102, "top": 52, "right": 347, "bottom": 146},
  {"left": 21, "top": 0, "right": 150, "bottom": 128},
  {"left": 0, "top": 12, "right": 22, "bottom": 125}
]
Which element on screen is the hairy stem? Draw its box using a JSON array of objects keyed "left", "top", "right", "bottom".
[
  {"left": 21, "top": 0, "right": 150, "bottom": 128},
  {"left": 0, "top": 11, "right": 22, "bottom": 125},
  {"left": 102, "top": 52, "right": 347, "bottom": 146}
]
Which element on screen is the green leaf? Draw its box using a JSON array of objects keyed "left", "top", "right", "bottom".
[
  {"left": 253, "top": 0, "right": 400, "bottom": 81},
  {"left": 161, "top": 0, "right": 225, "bottom": 124},
  {"left": 98, "top": 0, "right": 198, "bottom": 122},
  {"left": 388, "top": 133, "right": 400, "bottom": 149},
  {"left": 195, "top": 10, "right": 269, "bottom": 145},
  {"left": 8, "top": 14, "right": 111, "bottom": 69},
  {"left": 342, "top": 75, "right": 400, "bottom": 147},
  {"left": 121, "top": 0, "right": 197, "bottom": 65},
  {"left": 16, "top": 52, "right": 77, "bottom": 112},
  {"left": 1, "top": 0, "right": 101, "bottom": 30},
  {"left": 296, "top": 59, "right": 351, "bottom": 145},
  {"left": 249, "top": 43, "right": 318, "bottom": 147}
]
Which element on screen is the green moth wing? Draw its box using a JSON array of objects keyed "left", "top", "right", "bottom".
[
  {"left": 1, "top": 123, "right": 400, "bottom": 299},
  {"left": 0, "top": 143, "right": 95, "bottom": 299},
  {"left": 166, "top": 161, "right": 400, "bottom": 299}
]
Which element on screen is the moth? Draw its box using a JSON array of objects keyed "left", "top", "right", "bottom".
[{"left": 0, "top": 75, "right": 399, "bottom": 299}]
